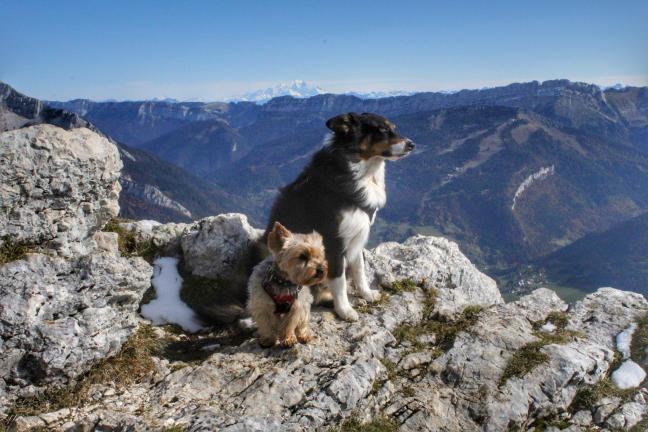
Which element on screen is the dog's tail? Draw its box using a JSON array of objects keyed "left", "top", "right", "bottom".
[{"left": 196, "top": 303, "right": 248, "bottom": 325}]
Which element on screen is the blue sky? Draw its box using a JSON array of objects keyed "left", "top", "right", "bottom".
[{"left": 2, "top": 0, "right": 647, "bottom": 101}]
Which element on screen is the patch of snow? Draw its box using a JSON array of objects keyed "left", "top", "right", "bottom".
[
  {"left": 140, "top": 257, "right": 203, "bottom": 333},
  {"left": 541, "top": 322, "right": 557, "bottom": 333},
  {"left": 511, "top": 165, "right": 555, "bottom": 210},
  {"left": 344, "top": 90, "right": 418, "bottom": 99},
  {"left": 611, "top": 360, "right": 646, "bottom": 389},
  {"left": 617, "top": 323, "right": 637, "bottom": 359}
]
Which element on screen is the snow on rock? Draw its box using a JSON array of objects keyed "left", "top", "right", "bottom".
[
  {"left": 511, "top": 165, "right": 555, "bottom": 210},
  {"left": 233, "top": 80, "right": 324, "bottom": 104},
  {"left": 141, "top": 257, "right": 203, "bottom": 333},
  {"left": 611, "top": 360, "right": 647, "bottom": 389},
  {"left": 541, "top": 322, "right": 557, "bottom": 332},
  {"left": 617, "top": 323, "right": 637, "bottom": 359}
]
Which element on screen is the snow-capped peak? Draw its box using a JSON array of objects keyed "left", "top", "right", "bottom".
[{"left": 232, "top": 80, "right": 324, "bottom": 103}]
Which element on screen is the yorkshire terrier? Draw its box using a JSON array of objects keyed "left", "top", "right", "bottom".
[{"left": 247, "top": 222, "right": 327, "bottom": 348}]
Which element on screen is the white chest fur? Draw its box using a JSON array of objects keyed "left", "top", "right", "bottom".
[
  {"left": 350, "top": 158, "right": 387, "bottom": 210},
  {"left": 338, "top": 208, "right": 371, "bottom": 262}
]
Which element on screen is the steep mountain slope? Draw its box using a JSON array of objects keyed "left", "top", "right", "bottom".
[
  {"left": 118, "top": 144, "right": 257, "bottom": 223},
  {"left": 140, "top": 119, "right": 251, "bottom": 177},
  {"left": 385, "top": 107, "right": 648, "bottom": 267},
  {"left": 1, "top": 82, "right": 255, "bottom": 224},
  {"left": 505, "top": 212, "right": 648, "bottom": 295}
]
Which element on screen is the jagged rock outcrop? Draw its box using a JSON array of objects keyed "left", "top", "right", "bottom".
[
  {"left": 0, "top": 236, "right": 151, "bottom": 390},
  {"left": 0, "top": 125, "right": 152, "bottom": 413},
  {"left": 1, "top": 120, "right": 647, "bottom": 432},
  {"left": 0, "top": 125, "right": 121, "bottom": 256},
  {"left": 4, "top": 211, "right": 647, "bottom": 431},
  {"left": 365, "top": 236, "right": 501, "bottom": 317}
]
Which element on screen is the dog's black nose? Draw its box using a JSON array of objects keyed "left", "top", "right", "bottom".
[
  {"left": 405, "top": 139, "right": 415, "bottom": 151},
  {"left": 315, "top": 266, "right": 324, "bottom": 277}
]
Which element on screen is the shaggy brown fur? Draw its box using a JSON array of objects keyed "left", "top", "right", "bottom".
[{"left": 247, "top": 222, "right": 327, "bottom": 348}]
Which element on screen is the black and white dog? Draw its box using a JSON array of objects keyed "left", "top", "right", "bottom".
[{"left": 265, "top": 112, "right": 414, "bottom": 321}]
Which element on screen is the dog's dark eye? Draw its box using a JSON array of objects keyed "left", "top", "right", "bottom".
[
  {"left": 299, "top": 252, "right": 310, "bottom": 261},
  {"left": 379, "top": 127, "right": 389, "bottom": 135}
]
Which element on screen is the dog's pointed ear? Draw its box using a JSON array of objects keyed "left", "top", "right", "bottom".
[
  {"left": 267, "top": 221, "right": 292, "bottom": 253},
  {"left": 326, "top": 112, "right": 360, "bottom": 135}
]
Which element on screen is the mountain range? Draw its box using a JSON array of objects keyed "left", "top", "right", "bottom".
[{"left": 5, "top": 79, "right": 648, "bottom": 297}]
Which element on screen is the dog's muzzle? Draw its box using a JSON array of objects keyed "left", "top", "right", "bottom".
[{"left": 388, "top": 139, "right": 415, "bottom": 159}]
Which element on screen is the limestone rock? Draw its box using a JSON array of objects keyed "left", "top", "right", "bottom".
[
  {"left": 0, "top": 125, "right": 122, "bottom": 256},
  {"left": 364, "top": 235, "right": 503, "bottom": 317},
  {"left": 180, "top": 213, "right": 263, "bottom": 281},
  {"left": 0, "top": 252, "right": 151, "bottom": 395}
]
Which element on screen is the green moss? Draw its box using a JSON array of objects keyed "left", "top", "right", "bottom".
[
  {"left": 384, "top": 278, "right": 418, "bottom": 295},
  {"left": 161, "top": 426, "right": 187, "bottom": 432},
  {"left": 499, "top": 325, "right": 581, "bottom": 387},
  {"left": 356, "top": 293, "right": 391, "bottom": 314},
  {"left": 498, "top": 340, "right": 550, "bottom": 387},
  {"left": 529, "top": 417, "right": 571, "bottom": 431},
  {"left": 630, "top": 313, "right": 648, "bottom": 365},
  {"left": 401, "top": 385, "right": 416, "bottom": 398},
  {"left": 393, "top": 303, "right": 482, "bottom": 356},
  {"left": 6, "top": 325, "right": 161, "bottom": 417},
  {"left": 570, "top": 378, "right": 635, "bottom": 411},
  {"left": 102, "top": 219, "right": 159, "bottom": 263},
  {"left": 0, "top": 235, "right": 31, "bottom": 265},
  {"left": 329, "top": 416, "right": 399, "bottom": 432},
  {"left": 544, "top": 311, "right": 570, "bottom": 331}
]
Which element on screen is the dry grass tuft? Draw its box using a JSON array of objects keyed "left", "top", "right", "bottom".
[
  {"left": 103, "top": 219, "right": 159, "bottom": 263},
  {"left": 500, "top": 313, "right": 582, "bottom": 387},
  {"left": 329, "top": 416, "right": 399, "bottom": 432},
  {"left": 0, "top": 235, "right": 31, "bottom": 265}
]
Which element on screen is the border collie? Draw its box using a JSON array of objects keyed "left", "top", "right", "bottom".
[{"left": 265, "top": 112, "right": 414, "bottom": 321}]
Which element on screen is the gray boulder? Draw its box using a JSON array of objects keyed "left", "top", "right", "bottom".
[
  {"left": 365, "top": 235, "right": 503, "bottom": 317},
  {"left": 0, "top": 125, "right": 121, "bottom": 256},
  {"left": 0, "top": 125, "right": 153, "bottom": 414},
  {"left": 180, "top": 213, "right": 263, "bottom": 281}
]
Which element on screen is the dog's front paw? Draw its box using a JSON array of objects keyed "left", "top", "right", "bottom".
[
  {"left": 297, "top": 329, "right": 314, "bottom": 344},
  {"left": 336, "top": 305, "right": 359, "bottom": 322},
  {"left": 360, "top": 289, "right": 381, "bottom": 303},
  {"left": 279, "top": 335, "right": 298, "bottom": 348}
]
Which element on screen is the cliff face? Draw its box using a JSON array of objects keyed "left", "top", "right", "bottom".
[{"left": 1, "top": 124, "right": 647, "bottom": 431}]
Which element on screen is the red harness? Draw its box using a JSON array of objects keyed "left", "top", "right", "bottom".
[{"left": 262, "top": 264, "right": 301, "bottom": 315}]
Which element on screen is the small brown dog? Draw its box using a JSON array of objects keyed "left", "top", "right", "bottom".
[{"left": 247, "top": 222, "right": 327, "bottom": 348}]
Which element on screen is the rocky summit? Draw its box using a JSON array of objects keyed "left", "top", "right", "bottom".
[{"left": 1, "top": 124, "right": 647, "bottom": 431}]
